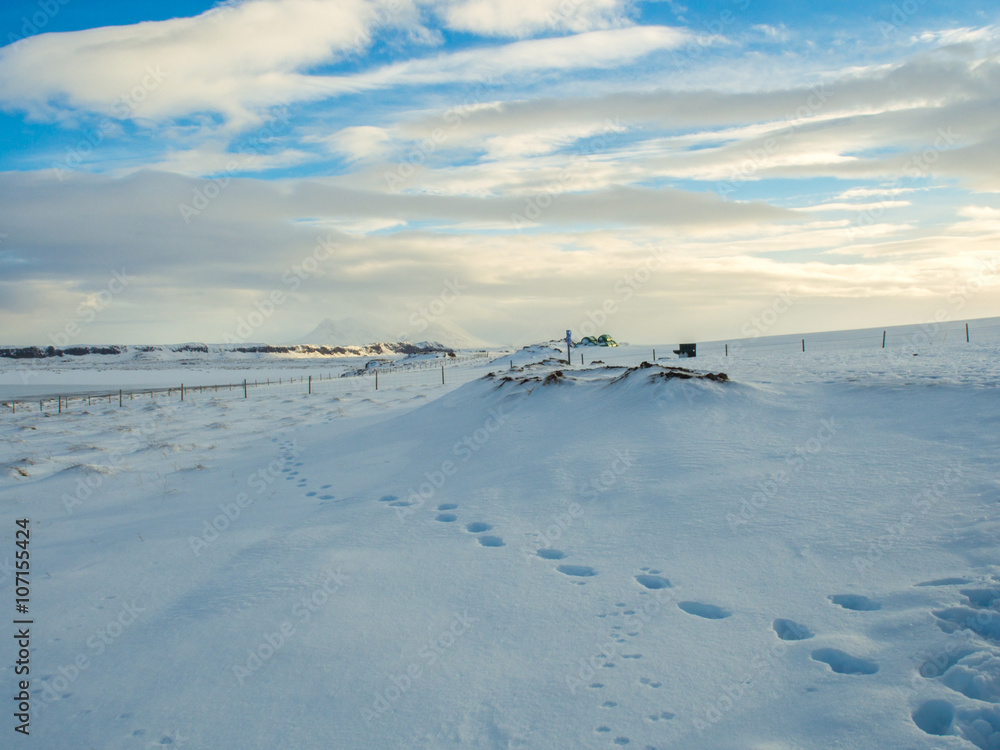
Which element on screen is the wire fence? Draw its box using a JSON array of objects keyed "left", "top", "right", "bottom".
[
  {"left": 1, "top": 352, "right": 495, "bottom": 416},
  {"left": 569, "top": 319, "right": 1000, "bottom": 365},
  {"left": 5, "top": 317, "right": 998, "bottom": 415}
]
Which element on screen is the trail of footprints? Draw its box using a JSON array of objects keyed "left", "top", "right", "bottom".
[
  {"left": 583, "top": 568, "right": 740, "bottom": 747},
  {"left": 373, "top": 485, "right": 971, "bottom": 747},
  {"left": 377, "top": 493, "right": 509, "bottom": 549},
  {"left": 270, "top": 437, "right": 336, "bottom": 501}
]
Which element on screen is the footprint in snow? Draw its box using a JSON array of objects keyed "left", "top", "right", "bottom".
[
  {"left": 466, "top": 522, "right": 492, "bottom": 533},
  {"left": 478, "top": 536, "right": 505, "bottom": 547},
  {"left": 435, "top": 513, "right": 457, "bottom": 522},
  {"left": 773, "top": 618, "right": 813, "bottom": 641},
  {"left": 557, "top": 565, "right": 597, "bottom": 578},
  {"left": 828, "top": 594, "right": 881, "bottom": 611},
  {"left": 677, "top": 601, "right": 731, "bottom": 620},
  {"left": 811, "top": 648, "right": 879, "bottom": 675},
  {"left": 915, "top": 578, "right": 971, "bottom": 587},
  {"left": 912, "top": 699, "right": 955, "bottom": 737},
  {"left": 635, "top": 574, "right": 671, "bottom": 590},
  {"left": 536, "top": 548, "right": 566, "bottom": 560},
  {"left": 437, "top": 503, "right": 458, "bottom": 510},
  {"left": 959, "top": 588, "right": 1000, "bottom": 609}
]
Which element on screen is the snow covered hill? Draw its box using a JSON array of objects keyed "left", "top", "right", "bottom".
[
  {"left": 2, "top": 341, "right": 1000, "bottom": 748},
  {"left": 293, "top": 316, "right": 492, "bottom": 350}
]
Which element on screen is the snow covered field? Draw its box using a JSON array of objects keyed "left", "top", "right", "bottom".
[{"left": 2, "top": 324, "right": 1000, "bottom": 749}]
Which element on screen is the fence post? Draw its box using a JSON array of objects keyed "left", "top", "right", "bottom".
[
  {"left": 119, "top": 389, "right": 123, "bottom": 407},
  {"left": 308, "top": 376, "right": 311, "bottom": 394},
  {"left": 375, "top": 370, "right": 378, "bottom": 390},
  {"left": 653, "top": 349, "right": 655, "bottom": 360},
  {"left": 442, "top": 365, "right": 445, "bottom": 385},
  {"left": 801, "top": 339, "right": 805, "bottom": 352},
  {"left": 181, "top": 384, "right": 184, "bottom": 401},
  {"left": 725, "top": 344, "right": 728, "bottom": 356},
  {"left": 882, "top": 331, "right": 886, "bottom": 349},
  {"left": 244, "top": 380, "right": 247, "bottom": 398},
  {"left": 967, "top": 322, "right": 970, "bottom": 342}
]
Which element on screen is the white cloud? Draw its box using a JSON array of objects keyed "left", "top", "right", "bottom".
[
  {"left": 914, "top": 25, "right": 1000, "bottom": 46},
  {"left": 433, "top": 0, "right": 629, "bottom": 38},
  {"left": 836, "top": 187, "right": 922, "bottom": 200},
  {"left": 343, "top": 26, "right": 691, "bottom": 88},
  {"left": 799, "top": 201, "right": 912, "bottom": 213},
  {"left": 480, "top": 120, "right": 625, "bottom": 160},
  {"left": 0, "top": 0, "right": 421, "bottom": 128},
  {"left": 310, "top": 126, "right": 394, "bottom": 163},
  {"left": 0, "top": 5, "right": 686, "bottom": 146},
  {"left": 145, "top": 146, "right": 314, "bottom": 178},
  {"left": 751, "top": 23, "right": 790, "bottom": 42}
]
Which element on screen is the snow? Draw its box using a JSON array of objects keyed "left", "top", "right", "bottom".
[
  {"left": 2, "top": 321, "right": 1000, "bottom": 749},
  {"left": 293, "top": 316, "right": 493, "bottom": 350}
]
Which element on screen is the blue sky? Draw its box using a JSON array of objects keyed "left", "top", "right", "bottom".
[{"left": 1, "top": 0, "right": 998, "bottom": 345}]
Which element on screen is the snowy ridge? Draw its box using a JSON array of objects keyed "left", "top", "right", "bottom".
[
  {"left": 483, "top": 361, "right": 729, "bottom": 395},
  {"left": 0, "top": 341, "right": 453, "bottom": 360},
  {"left": 294, "top": 316, "right": 492, "bottom": 349}
]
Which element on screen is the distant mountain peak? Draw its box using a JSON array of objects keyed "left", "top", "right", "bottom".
[{"left": 292, "top": 316, "right": 492, "bottom": 349}]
